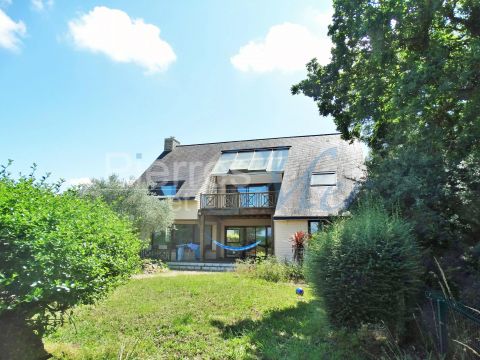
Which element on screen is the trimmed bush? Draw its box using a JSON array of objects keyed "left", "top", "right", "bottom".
[
  {"left": 0, "top": 168, "right": 142, "bottom": 358},
  {"left": 305, "top": 201, "right": 422, "bottom": 335}
]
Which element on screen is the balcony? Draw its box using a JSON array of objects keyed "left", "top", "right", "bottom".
[{"left": 200, "top": 192, "right": 278, "bottom": 211}]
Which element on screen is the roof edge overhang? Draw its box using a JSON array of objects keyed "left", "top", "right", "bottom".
[{"left": 172, "top": 197, "right": 196, "bottom": 201}]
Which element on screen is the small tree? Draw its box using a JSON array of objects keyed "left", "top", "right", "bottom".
[
  {"left": 78, "top": 175, "right": 174, "bottom": 242},
  {"left": 0, "top": 165, "right": 142, "bottom": 358},
  {"left": 305, "top": 200, "right": 422, "bottom": 337}
]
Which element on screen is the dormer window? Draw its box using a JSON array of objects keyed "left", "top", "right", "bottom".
[
  {"left": 151, "top": 181, "right": 183, "bottom": 197},
  {"left": 311, "top": 172, "right": 337, "bottom": 186},
  {"left": 230, "top": 151, "right": 254, "bottom": 170},
  {"left": 268, "top": 149, "right": 289, "bottom": 172},
  {"left": 212, "top": 147, "right": 289, "bottom": 175},
  {"left": 211, "top": 152, "right": 236, "bottom": 174},
  {"left": 249, "top": 150, "right": 271, "bottom": 170}
]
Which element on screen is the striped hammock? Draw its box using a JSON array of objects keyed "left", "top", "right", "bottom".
[{"left": 213, "top": 240, "right": 261, "bottom": 252}]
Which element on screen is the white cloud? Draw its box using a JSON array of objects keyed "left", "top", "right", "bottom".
[
  {"left": 231, "top": 22, "right": 331, "bottom": 73},
  {"left": 68, "top": 6, "right": 176, "bottom": 73},
  {"left": 31, "top": 0, "right": 53, "bottom": 11},
  {"left": 0, "top": 9, "right": 26, "bottom": 51}
]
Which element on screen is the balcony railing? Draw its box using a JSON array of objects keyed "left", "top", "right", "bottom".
[{"left": 200, "top": 192, "right": 278, "bottom": 209}]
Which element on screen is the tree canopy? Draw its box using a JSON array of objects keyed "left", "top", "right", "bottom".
[
  {"left": 293, "top": 0, "right": 480, "bottom": 150},
  {"left": 0, "top": 166, "right": 142, "bottom": 358},
  {"left": 293, "top": 0, "right": 479, "bottom": 303}
]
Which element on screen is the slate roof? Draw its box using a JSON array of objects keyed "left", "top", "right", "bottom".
[{"left": 137, "top": 133, "right": 365, "bottom": 218}]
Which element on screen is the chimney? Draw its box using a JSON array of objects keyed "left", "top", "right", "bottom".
[{"left": 164, "top": 136, "right": 180, "bottom": 152}]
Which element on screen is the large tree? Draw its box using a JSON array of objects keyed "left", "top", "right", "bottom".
[
  {"left": 293, "top": 0, "right": 479, "bottom": 301},
  {"left": 0, "top": 165, "right": 142, "bottom": 359}
]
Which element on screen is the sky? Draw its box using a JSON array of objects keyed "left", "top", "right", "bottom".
[{"left": 0, "top": 0, "right": 336, "bottom": 184}]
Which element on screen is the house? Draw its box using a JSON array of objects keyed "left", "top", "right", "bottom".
[{"left": 137, "top": 133, "right": 364, "bottom": 262}]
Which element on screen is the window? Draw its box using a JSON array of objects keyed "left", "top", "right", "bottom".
[
  {"left": 212, "top": 148, "right": 289, "bottom": 174},
  {"left": 311, "top": 172, "right": 337, "bottom": 186},
  {"left": 212, "top": 152, "right": 236, "bottom": 174},
  {"left": 267, "top": 149, "right": 289, "bottom": 172},
  {"left": 226, "top": 184, "right": 277, "bottom": 208},
  {"left": 152, "top": 228, "right": 171, "bottom": 248},
  {"left": 224, "top": 226, "right": 273, "bottom": 258},
  {"left": 308, "top": 220, "right": 323, "bottom": 235},
  {"left": 151, "top": 181, "right": 183, "bottom": 196},
  {"left": 249, "top": 150, "right": 272, "bottom": 171},
  {"left": 170, "top": 224, "right": 213, "bottom": 247},
  {"left": 174, "top": 224, "right": 199, "bottom": 245},
  {"left": 230, "top": 151, "right": 254, "bottom": 170}
]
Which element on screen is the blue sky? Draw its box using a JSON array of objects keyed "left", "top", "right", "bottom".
[{"left": 0, "top": 0, "right": 336, "bottom": 184}]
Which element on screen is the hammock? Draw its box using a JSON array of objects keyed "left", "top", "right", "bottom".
[{"left": 213, "top": 240, "right": 261, "bottom": 252}]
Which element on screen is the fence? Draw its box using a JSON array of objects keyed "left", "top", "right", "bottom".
[
  {"left": 140, "top": 248, "right": 171, "bottom": 261},
  {"left": 200, "top": 191, "right": 278, "bottom": 209},
  {"left": 427, "top": 291, "right": 480, "bottom": 358}
]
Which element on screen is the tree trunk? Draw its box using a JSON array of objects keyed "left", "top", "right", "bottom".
[{"left": 0, "top": 311, "right": 50, "bottom": 360}]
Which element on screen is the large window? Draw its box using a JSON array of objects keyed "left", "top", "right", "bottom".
[
  {"left": 212, "top": 152, "right": 236, "bottom": 174},
  {"left": 226, "top": 183, "right": 278, "bottom": 208},
  {"left": 249, "top": 150, "right": 271, "bottom": 171},
  {"left": 224, "top": 226, "right": 273, "bottom": 258},
  {"left": 174, "top": 224, "right": 199, "bottom": 245},
  {"left": 212, "top": 148, "right": 289, "bottom": 174},
  {"left": 163, "top": 224, "right": 214, "bottom": 248},
  {"left": 230, "top": 151, "right": 254, "bottom": 170},
  {"left": 151, "top": 228, "right": 171, "bottom": 249},
  {"left": 267, "top": 149, "right": 289, "bottom": 172}
]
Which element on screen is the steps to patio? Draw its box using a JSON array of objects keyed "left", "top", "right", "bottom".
[{"left": 167, "top": 262, "right": 236, "bottom": 272}]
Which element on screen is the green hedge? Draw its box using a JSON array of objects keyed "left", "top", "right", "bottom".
[
  {"left": 305, "top": 201, "right": 422, "bottom": 335},
  {"left": 0, "top": 169, "right": 142, "bottom": 357}
]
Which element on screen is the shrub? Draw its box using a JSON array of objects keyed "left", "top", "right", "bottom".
[
  {"left": 236, "top": 257, "right": 305, "bottom": 283},
  {"left": 141, "top": 258, "right": 168, "bottom": 274},
  {"left": 305, "top": 200, "right": 422, "bottom": 336},
  {"left": 0, "top": 166, "right": 142, "bottom": 358}
]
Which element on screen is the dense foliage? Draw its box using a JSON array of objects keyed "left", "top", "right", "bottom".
[
  {"left": 293, "top": 0, "right": 479, "bottom": 302},
  {"left": 305, "top": 202, "right": 422, "bottom": 335},
  {"left": 236, "top": 257, "right": 304, "bottom": 283},
  {"left": 78, "top": 175, "right": 174, "bottom": 242},
  {"left": 0, "top": 165, "right": 141, "bottom": 358}
]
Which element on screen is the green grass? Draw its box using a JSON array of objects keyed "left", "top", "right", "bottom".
[{"left": 45, "top": 273, "right": 362, "bottom": 359}]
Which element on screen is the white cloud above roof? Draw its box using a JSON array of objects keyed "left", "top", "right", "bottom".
[
  {"left": 0, "top": 9, "right": 26, "bottom": 51},
  {"left": 231, "top": 22, "right": 331, "bottom": 73},
  {"left": 68, "top": 6, "right": 176, "bottom": 73}
]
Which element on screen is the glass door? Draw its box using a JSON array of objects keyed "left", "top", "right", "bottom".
[
  {"left": 224, "top": 226, "right": 273, "bottom": 259},
  {"left": 225, "top": 228, "right": 241, "bottom": 258}
]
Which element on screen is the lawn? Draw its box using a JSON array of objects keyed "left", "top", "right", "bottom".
[{"left": 46, "top": 272, "right": 361, "bottom": 359}]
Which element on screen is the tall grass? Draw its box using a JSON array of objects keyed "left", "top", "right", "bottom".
[{"left": 236, "top": 257, "right": 304, "bottom": 283}]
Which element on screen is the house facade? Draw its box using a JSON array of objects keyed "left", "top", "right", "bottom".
[{"left": 138, "top": 134, "right": 364, "bottom": 262}]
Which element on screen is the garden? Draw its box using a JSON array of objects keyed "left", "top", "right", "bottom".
[
  {"left": 1, "top": 1, "right": 479, "bottom": 359},
  {"left": 44, "top": 273, "right": 360, "bottom": 360}
]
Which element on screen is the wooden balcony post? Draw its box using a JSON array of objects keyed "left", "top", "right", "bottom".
[
  {"left": 199, "top": 214, "right": 205, "bottom": 261},
  {"left": 271, "top": 214, "right": 275, "bottom": 256}
]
